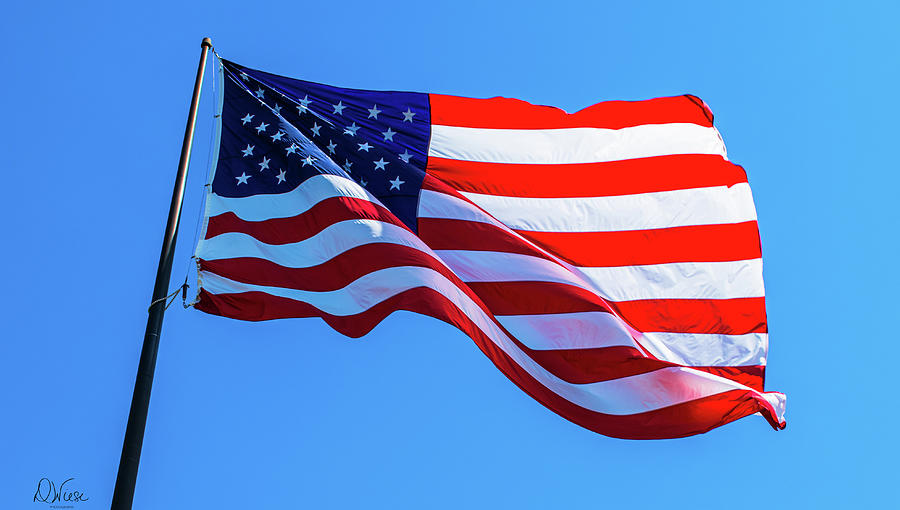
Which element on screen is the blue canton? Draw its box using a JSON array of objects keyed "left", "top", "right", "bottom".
[{"left": 213, "top": 59, "right": 430, "bottom": 231}]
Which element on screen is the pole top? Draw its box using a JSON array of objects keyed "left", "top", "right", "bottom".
[{"left": 201, "top": 37, "right": 212, "bottom": 49}]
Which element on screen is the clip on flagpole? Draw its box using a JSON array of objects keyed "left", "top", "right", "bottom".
[{"left": 110, "top": 37, "right": 213, "bottom": 510}]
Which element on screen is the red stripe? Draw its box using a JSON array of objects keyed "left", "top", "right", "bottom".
[
  {"left": 468, "top": 281, "right": 766, "bottom": 335},
  {"left": 467, "top": 281, "right": 614, "bottom": 317},
  {"left": 527, "top": 345, "right": 664, "bottom": 384},
  {"left": 429, "top": 93, "right": 714, "bottom": 130},
  {"left": 418, "top": 218, "right": 556, "bottom": 262},
  {"left": 517, "top": 221, "right": 762, "bottom": 267},
  {"left": 527, "top": 347, "right": 764, "bottom": 389},
  {"left": 697, "top": 366, "right": 765, "bottom": 392},
  {"left": 611, "top": 297, "right": 768, "bottom": 335},
  {"left": 197, "top": 287, "right": 782, "bottom": 438},
  {"left": 205, "top": 196, "right": 408, "bottom": 243},
  {"left": 426, "top": 154, "right": 745, "bottom": 198}
]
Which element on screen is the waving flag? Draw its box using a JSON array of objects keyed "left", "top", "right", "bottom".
[{"left": 193, "top": 57, "right": 786, "bottom": 439}]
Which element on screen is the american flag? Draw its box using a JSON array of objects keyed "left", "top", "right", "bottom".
[{"left": 193, "top": 57, "right": 786, "bottom": 439}]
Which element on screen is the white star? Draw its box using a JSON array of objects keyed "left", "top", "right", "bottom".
[
  {"left": 357, "top": 142, "right": 372, "bottom": 152},
  {"left": 326, "top": 140, "right": 337, "bottom": 154},
  {"left": 381, "top": 127, "right": 396, "bottom": 141},
  {"left": 398, "top": 150, "right": 412, "bottom": 163},
  {"left": 297, "top": 95, "right": 311, "bottom": 113},
  {"left": 285, "top": 143, "right": 299, "bottom": 155},
  {"left": 343, "top": 160, "right": 353, "bottom": 171},
  {"left": 241, "top": 113, "right": 254, "bottom": 125},
  {"left": 373, "top": 158, "right": 389, "bottom": 171},
  {"left": 389, "top": 176, "right": 405, "bottom": 190},
  {"left": 367, "top": 104, "right": 382, "bottom": 119},
  {"left": 302, "top": 155, "right": 315, "bottom": 167},
  {"left": 332, "top": 100, "right": 346, "bottom": 115},
  {"left": 276, "top": 169, "right": 286, "bottom": 184},
  {"left": 271, "top": 131, "right": 285, "bottom": 142},
  {"left": 242, "top": 144, "right": 255, "bottom": 157},
  {"left": 235, "top": 172, "right": 250, "bottom": 185},
  {"left": 402, "top": 107, "right": 416, "bottom": 122},
  {"left": 255, "top": 122, "right": 269, "bottom": 134},
  {"left": 310, "top": 122, "right": 322, "bottom": 136},
  {"left": 343, "top": 122, "right": 360, "bottom": 136},
  {"left": 255, "top": 87, "right": 265, "bottom": 99},
  {"left": 273, "top": 104, "right": 282, "bottom": 115},
  {"left": 359, "top": 177, "right": 368, "bottom": 187},
  {"left": 240, "top": 72, "right": 249, "bottom": 81},
  {"left": 258, "top": 157, "right": 270, "bottom": 171}
]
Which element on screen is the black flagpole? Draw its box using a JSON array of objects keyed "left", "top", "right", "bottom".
[{"left": 111, "top": 37, "right": 212, "bottom": 510}]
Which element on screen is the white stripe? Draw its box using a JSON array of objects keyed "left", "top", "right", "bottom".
[
  {"left": 496, "top": 312, "right": 637, "bottom": 351},
  {"left": 638, "top": 332, "right": 768, "bottom": 367},
  {"left": 457, "top": 183, "right": 757, "bottom": 233},
  {"left": 429, "top": 123, "right": 727, "bottom": 164},
  {"left": 199, "top": 220, "right": 432, "bottom": 268},
  {"left": 205, "top": 174, "right": 377, "bottom": 222},
  {"left": 578, "top": 258, "right": 765, "bottom": 301},
  {"left": 434, "top": 249, "right": 583, "bottom": 287},
  {"left": 419, "top": 189, "right": 507, "bottom": 225},
  {"left": 200, "top": 268, "right": 784, "bottom": 420},
  {"left": 495, "top": 313, "right": 766, "bottom": 368},
  {"left": 434, "top": 250, "right": 765, "bottom": 301}
]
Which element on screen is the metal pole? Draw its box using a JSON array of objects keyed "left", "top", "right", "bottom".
[{"left": 111, "top": 37, "right": 212, "bottom": 510}]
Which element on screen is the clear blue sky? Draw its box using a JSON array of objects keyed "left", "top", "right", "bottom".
[{"left": 2, "top": 1, "right": 897, "bottom": 508}]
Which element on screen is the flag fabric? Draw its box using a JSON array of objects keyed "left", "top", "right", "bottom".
[{"left": 192, "top": 56, "right": 786, "bottom": 439}]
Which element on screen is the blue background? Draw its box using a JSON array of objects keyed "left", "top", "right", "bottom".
[{"left": 2, "top": 1, "right": 897, "bottom": 508}]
